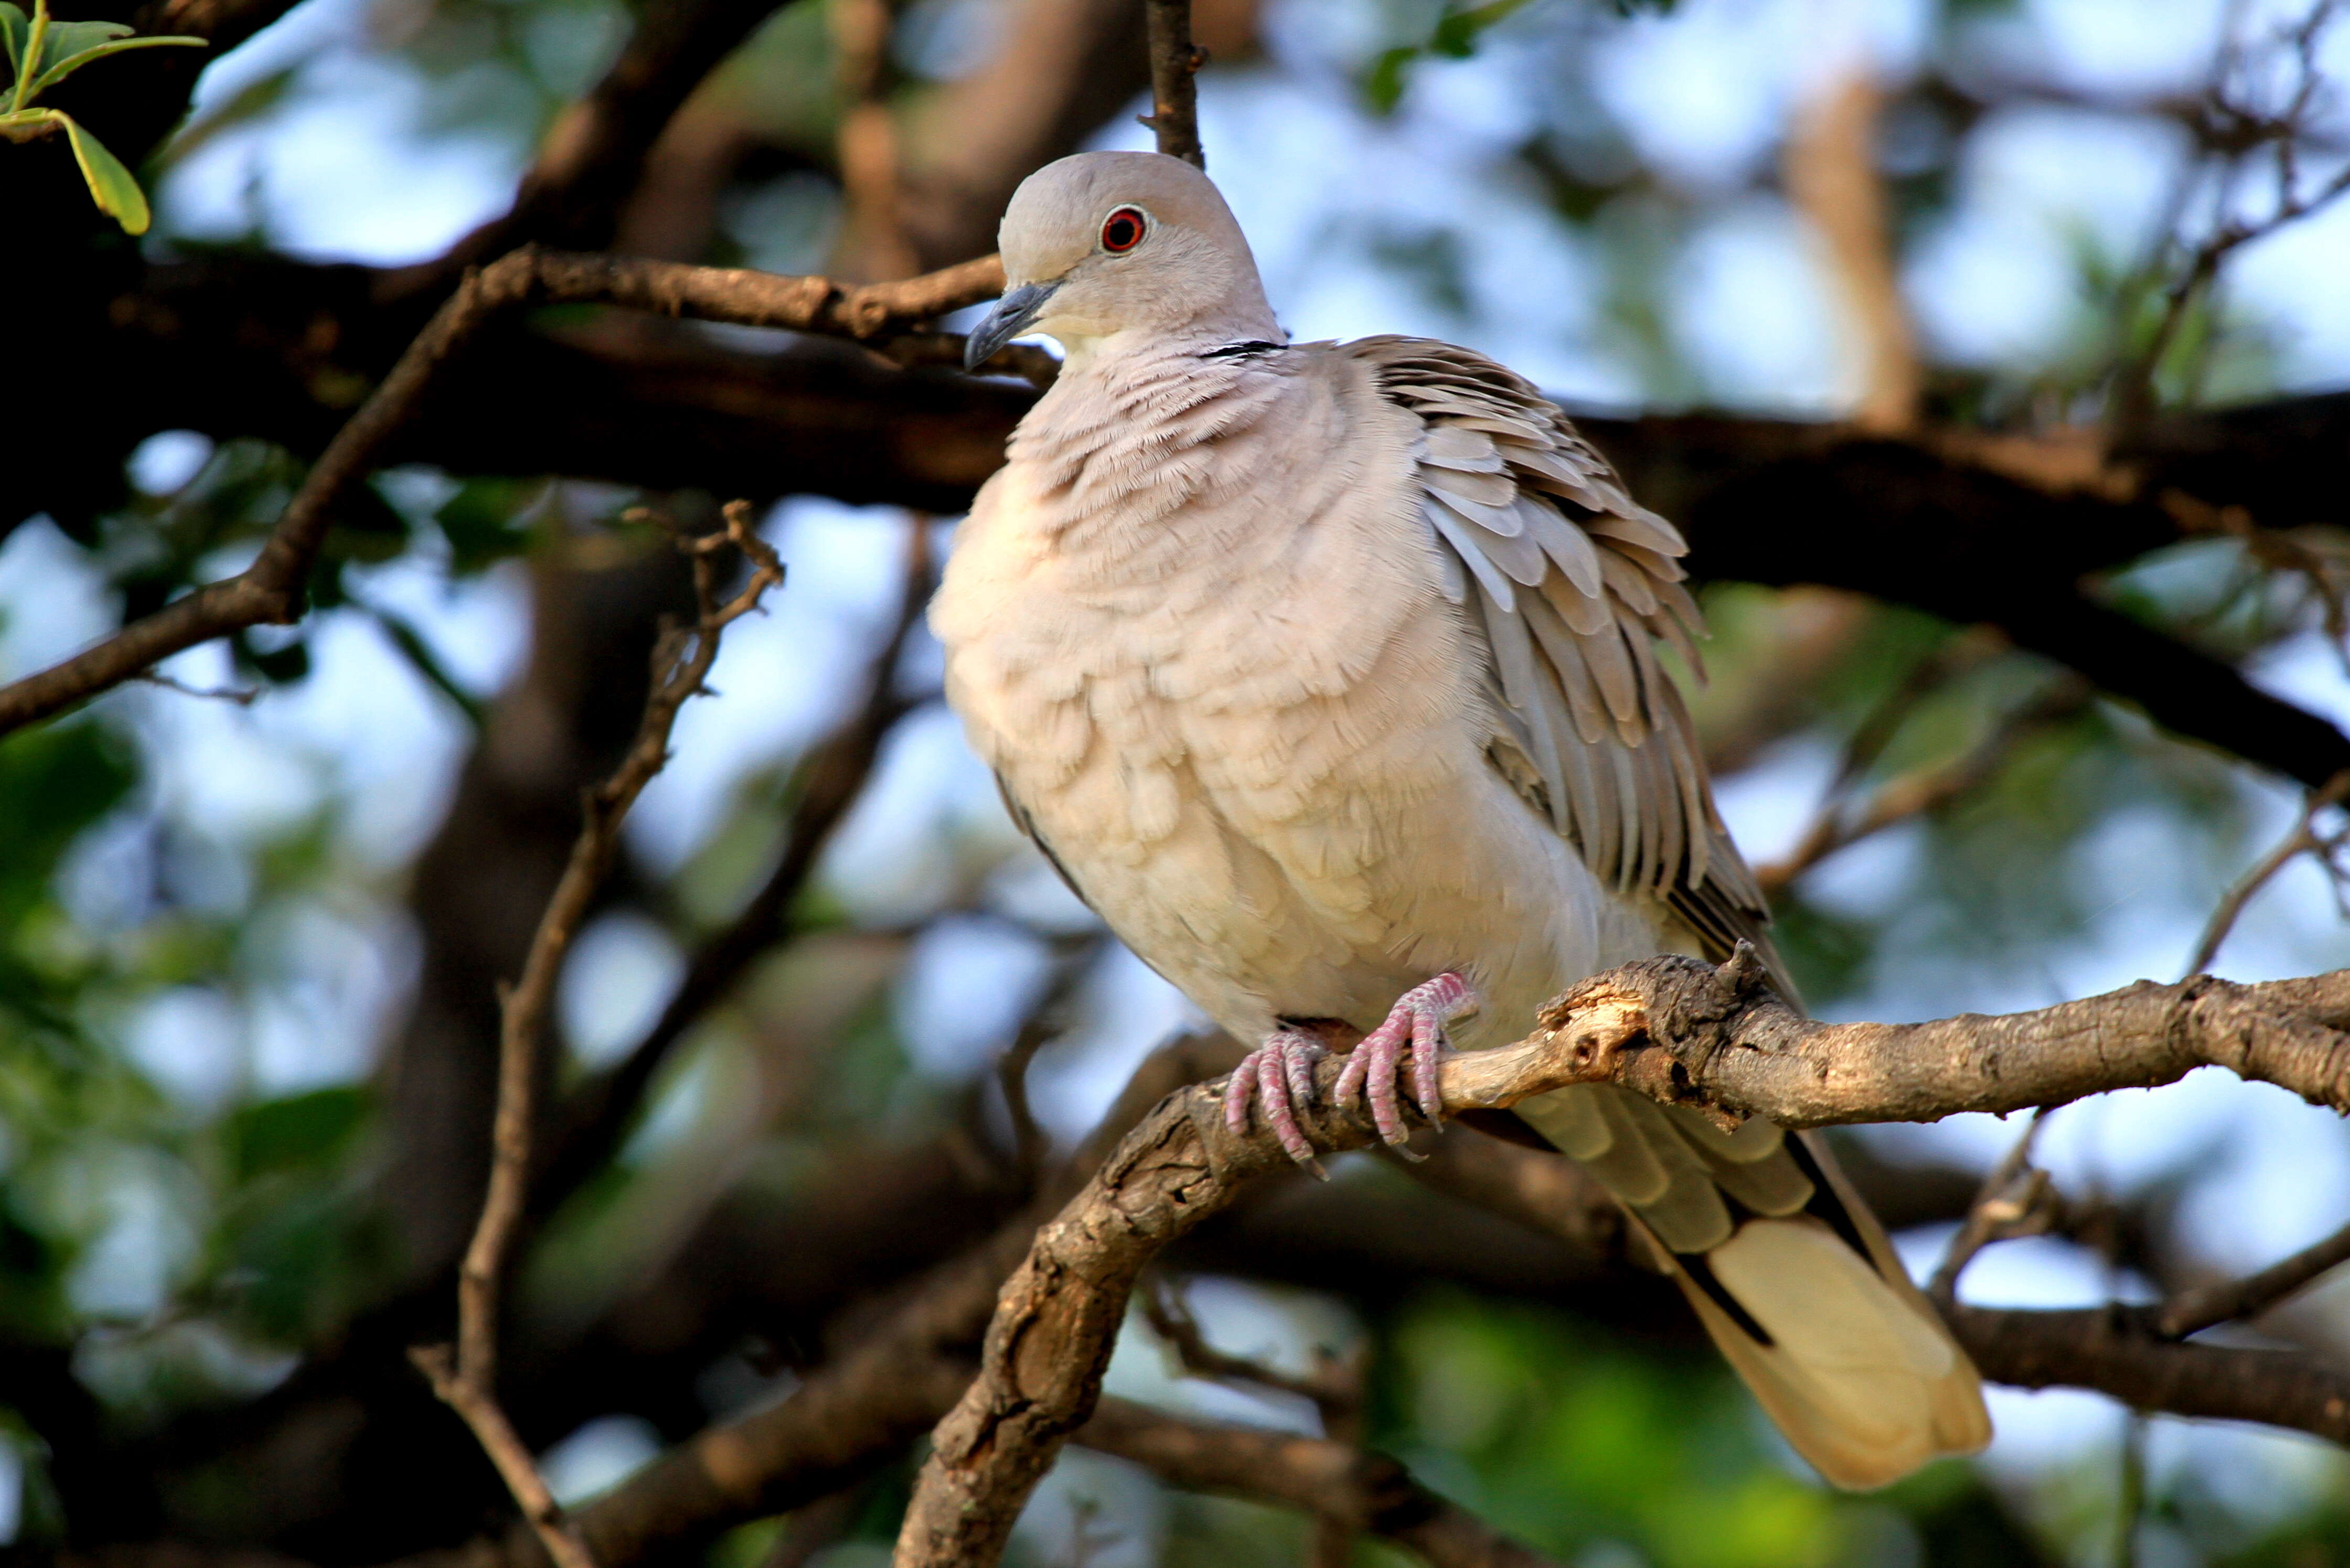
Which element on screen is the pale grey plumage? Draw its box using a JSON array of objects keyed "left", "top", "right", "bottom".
[{"left": 935, "top": 150, "right": 1989, "bottom": 1490}]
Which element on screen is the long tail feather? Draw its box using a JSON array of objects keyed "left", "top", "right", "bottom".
[{"left": 1518, "top": 1086, "right": 1991, "bottom": 1489}]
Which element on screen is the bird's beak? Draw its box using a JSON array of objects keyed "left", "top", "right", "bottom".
[{"left": 964, "top": 281, "right": 1059, "bottom": 370}]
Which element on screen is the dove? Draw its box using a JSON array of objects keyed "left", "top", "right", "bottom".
[{"left": 933, "top": 150, "right": 1990, "bottom": 1489}]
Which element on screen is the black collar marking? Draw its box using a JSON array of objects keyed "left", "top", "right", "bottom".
[{"left": 1200, "top": 340, "right": 1287, "bottom": 360}]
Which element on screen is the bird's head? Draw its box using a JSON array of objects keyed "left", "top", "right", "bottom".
[{"left": 964, "top": 151, "right": 1281, "bottom": 370}]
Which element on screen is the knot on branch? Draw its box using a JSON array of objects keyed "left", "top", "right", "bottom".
[
  {"left": 1528, "top": 945, "right": 1786, "bottom": 1122},
  {"left": 835, "top": 287, "right": 895, "bottom": 339}
]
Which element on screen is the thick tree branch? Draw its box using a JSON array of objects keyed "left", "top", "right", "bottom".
[
  {"left": 893, "top": 954, "right": 2350, "bottom": 1568},
  {"left": 0, "top": 249, "right": 999, "bottom": 740},
  {"left": 399, "top": 1246, "right": 1012, "bottom": 1568},
  {"left": 888, "top": 1024, "right": 1748, "bottom": 1566},
  {"left": 1511, "top": 947, "right": 2350, "bottom": 1128},
  {"left": 39, "top": 243, "right": 2350, "bottom": 789},
  {"left": 1953, "top": 1304, "right": 2350, "bottom": 1440},
  {"left": 394, "top": 1031, "right": 1266, "bottom": 1568}
]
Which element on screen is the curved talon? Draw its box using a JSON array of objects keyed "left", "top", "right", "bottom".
[
  {"left": 1332, "top": 973, "right": 1477, "bottom": 1155},
  {"left": 1226, "top": 1030, "right": 1329, "bottom": 1176}
]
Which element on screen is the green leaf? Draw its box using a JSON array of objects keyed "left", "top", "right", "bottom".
[
  {"left": 32, "top": 17, "right": 130, "bottom": 71},
  {"left": 1365, "top": 45, "right": 1414, "bottom": 114},
  {"left": 0, "top": 5, "right": 28, "bottom": 82},
  {"left": 29, "top": 29, "right": 204, "bottom": 95},
  {"left": 56, "top": 111, "right": 150, "bottom": 234}
]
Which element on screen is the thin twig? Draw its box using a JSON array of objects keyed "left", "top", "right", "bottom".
[
  {"left": 1759, "top": 672, "right": 2089, "bottom": 894},
  {"left": 389, "top": 0, "right": 818, "bottom": 287},
  {"left": 2113, "top": 2, "right": 2350, "bottom": 435},
  {"left": 2116, "top": 1410, "right": 2148, "bottom": 1568},
  {"left": 1139, "top": 0, "right": 1205, "bottom": 168},
  {"left": 997, "top": 941, "right": 1098, "bottom": 1188},
  {"left": 0, "top": 247, "right": 1000, "bottom": 741},
  {"left": 2185, "top": 767, "right": 2350, "bottom": 977},
  {"left": 1076, "top": 1398, "right": 1563, "bottom": 1568},
  {"left": 2157, "top": 1211, "right": 2350, "bottom": 1337},
  {"left": 352, "top": 594, "right": 487, "bottom": 728},
  {"left": 1140, "top": 1277, "right": 1358, "bottom": 1418},
  {"left": 1930, "top": 1109, "right": 2055, "bottom": 1305},
  {"left": 134, "top": 668, "right": 260, "bottom": 706},
  {"left": 1139, "top": 1271, "right": 1370, "bottom": 1568},
  {"left": 411, "top": 500, "right": 785, "bottom": 1568},
  {"left": 531, "top": 514, "right": 932, "bottom": 1222}
]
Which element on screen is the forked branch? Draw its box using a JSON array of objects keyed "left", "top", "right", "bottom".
[
  {"left": 0, "top": 248, "right": 1000, "bottom": 740},
  {"left": 893, "top": 950, "right": 2350, "bottom": 1568},
  {"left": 410, "top": 502, "right": 785, "bottom": 1568}
]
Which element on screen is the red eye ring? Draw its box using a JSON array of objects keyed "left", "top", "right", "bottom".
[{"left": 1099, "top": 206, "right": 1147, "bottom": 253}]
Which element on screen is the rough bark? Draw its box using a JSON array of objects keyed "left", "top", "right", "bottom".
[{"left": 1509, "top": 948, "right": 2350, "bottom": 1128}]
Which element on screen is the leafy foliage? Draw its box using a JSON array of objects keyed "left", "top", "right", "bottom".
[{"left": 0, "top": 0, "right": 204, "bottom": 233}]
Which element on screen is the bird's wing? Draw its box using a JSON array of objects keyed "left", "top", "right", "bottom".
[
  {"left": 1348, "top": 335, "right": 1782, "bottom": 985},
  {"left": 1349, "top": 341, "right": 1992, "bottom": 1489}
]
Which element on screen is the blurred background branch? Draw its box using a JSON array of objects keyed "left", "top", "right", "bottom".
[{"left": 12, "top": 0, "right": 2350, "bottom": 1563}]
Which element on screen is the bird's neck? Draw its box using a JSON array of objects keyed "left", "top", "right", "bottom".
[
  {"left": 1008, "top": 338, "right": 1296, "bottom": 550},
  {"left": 1054, "top": 298, "right": 1284, "bottom": 376}
]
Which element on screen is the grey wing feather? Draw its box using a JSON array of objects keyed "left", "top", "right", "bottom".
[{"left": 1350, "top": 335, "right": 1792, "bottom": 997}]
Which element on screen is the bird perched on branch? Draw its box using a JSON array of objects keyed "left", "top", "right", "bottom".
[{"left": 935, "top": 150, "right": 1990, "bottom": 1488}]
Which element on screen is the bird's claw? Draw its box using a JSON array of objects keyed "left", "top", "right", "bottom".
[
  {"left": 1224, "top": 1029, "right": 1330, "bottom": 1177},
  {"left": 1332, "top": 972, "right": 1476, "bottom": 1155},
  {"left": 1223, "top": 976, "right": 1478, "bottom": 1172}
]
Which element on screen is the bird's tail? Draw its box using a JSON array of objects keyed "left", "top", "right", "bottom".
[{"left": 1514, "top": 1084, "right": 1990, "bottom": 1490}]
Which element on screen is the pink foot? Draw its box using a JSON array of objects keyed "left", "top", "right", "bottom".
[
  {"left": 1224, "top": 1029, "right": 1330, "bottom": 1173},
  {"left": 1222, "top": 976, "right": 1479, "bottom": 1172},
  {"left": 1334, "top": 973, "right": 1478, "bottom": 1152}
]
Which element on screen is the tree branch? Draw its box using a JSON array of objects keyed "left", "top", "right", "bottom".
[
  {"left": 392, "top": 0, "right": 799, "bottom": 287},
  {"left": 1785, "top": 67, "right": 1917, "bottom": 433},
  {"left": 1075, "top": 1397, "right": 1564, "bottom": 1568},
  {"left": 2155, "top": 1213, "right": 2350, "bottom": 1338},
  {"left": 531, "top": 518, "right": 933, "bottom": 1221},
  {"left": 411, "top": 503, "right": 784, "bottom": 1568},
  {"left": 1509, "top": 947, "right": 2350, "bottom": 1128},
  {"left": 886, "top": 1017, "right": 1733, "bottom": 1567},
  {"left": 892, "top": 953, "right": 2350, "bottom": 1568},
  {"left": 1139, "top": 0, "right": 1205, "bottom": 167},
  {"left": 0, "top": 249, "right": 1000, "bottom": 740},
  {"left": 2186, "top": 768, "right": 2350, "bottom": 976},
  {"left": 1953, "top": 1304, "right": 2350, "bottom": 1441},
  {"left": 52, "top": 248, "right": 2350, "bottom": 790}
]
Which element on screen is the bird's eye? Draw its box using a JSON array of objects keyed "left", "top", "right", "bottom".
[{"left": 1099, "top": 207, "right": 1147, "bottom": 253}]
